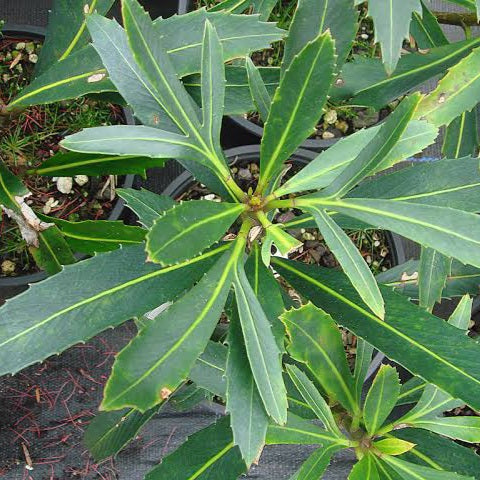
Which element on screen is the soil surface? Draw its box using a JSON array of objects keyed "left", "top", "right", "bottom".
[{"left": 0, "top": 36, "right": 125, "bottom": 277}]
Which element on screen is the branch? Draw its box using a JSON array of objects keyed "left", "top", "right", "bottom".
[{"left": 432, "top": 11, "right": 479, "bottom": 27}]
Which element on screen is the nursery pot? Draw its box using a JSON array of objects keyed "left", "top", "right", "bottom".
[
  {"left": 162, "top": 145, "right": 406, "bottom": 380},
  {"left": 110, "top": 0, "right": 181, "bottom": 21},
  {"left": 0, "top": 25, "right": 135, "bottom": 300},
  {"left": 177, "top": 0, "right": 382, "bottom": 152}
]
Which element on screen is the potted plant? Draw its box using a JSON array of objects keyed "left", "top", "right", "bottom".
[
  {"left": 2, "top": 0, "right": 480, "bottom": 477},
  {"left": 182, "top": 0, "right": 480, "bottom": 152}
]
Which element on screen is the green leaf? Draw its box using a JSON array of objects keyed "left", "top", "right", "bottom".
[
  {"left": 61, "top": 125, "right": 206, "bottom": 164},
  {"left": 226, "top": 301, "right": 268, "bottom": 466},
  {"left": 41, "top": 217, "right": 145, "bottom": 255},
  {"left": 272, "top": 258, "right": 480, "bottom": 411},
  {"left": 443, "top": 110, "right": 479, "bottom": 159},
  {"left": 410, "top": 1, "right": 449, "bottom": 49},
  {"left": 153, "top": 8, "right": 284, "bottom": 77},
  {"left": 364, "top": 365, "right": 400, "bottom": 435},
  {"left": 189, "top": 341, "right": 227, "bottom": 398},
  {"left": 264, "top": 224, "right": 302, "bottom": 256},
  {"left": 349, "top": 454, "right": 380, "bottom": 480},
  {"left": 417, "top": 46, "right": 480, "bottom": 127},
  {"left": 283, "top": 0, "right": 357, "bottom": 72},
  {"left": 259, "top": 31, "right": 335, "bottom": 190},
  {"left": 418, "top": 247, "right": 451, "bottom": 312},
  {"left": 377, "top": 259, "right": 480, "bottom": 300},
  {"left": 286, "top": 364, "right": 343, "bottom": 437},
  {"left": 170, "top": 384, "right": 211, "bottom": 412},
  {"left": 266, "top": 413, "right": 350, "bottom": 446},
  {"left": 374, "top": 438, "right": 416, "bottom": 456},
  {"left": 86, "top": 14, "right": 177, "bottom": 130},
  {"left": 245, "top": 57, "right": 271, "bottom": 123},
  {"left": 399, "top": 384, "right": 463, "bottom": 425},
  {"left": 101, "top": 245, "right": 240, "bottom": 411},
  {"left": 34, "top": 0, "right": 115, "bottom": 76},
  {"left": 449, "top": 294, "right": 473, "bottom": 331},
  {"left": 186, "top": 65, "right": 279, "bottom": 117},
  {"left": 277, "top": 121, "right": 437, "bottom": 197},
  {"left": 397, "top": 376, "right": 427, "bottom": 406},
  {"left": 251, "top": 0, "right": 277, "bottom": 20},
  {"left": 322, "top": 94, "right": 422, "bottom": 198},
  {"left": 354, "top": 339, "right": 374, "bottom": 402},
  {"left": 368, "top": 0, "right": 422, "bottom": 74},
  {"left": 31, "top": 151, "right": 165, "bottom": 177},
  {"left": 117, "top": 188, "right": 175, "bottom": 229},
  {"left": 200, "top": 21, "right": 225, "bottom": 155},
  {"left": 0, "top": 159, "right": 29, "bottom": 212},
  {"left": 302, "top": 197, "right": 480, "bottom": 268},
  {"left": 233, "top": 261, "right": 287, "bottom": 424},
  {"left": 413, "top": 417, "right": 480, "bottom": 443},
  {"left": 84, "top": 406, "right": 158, "bottom": 462},
  {"left": 245, "top": 244, "right": 286, "bottom": 349},
  {"left": 348, "top": 157, "right": 480, "bottom": 212},
  {"left": 146, "top": 201, "right": 244, "bottom": 266},
  {"left": 293, "top": 444, "right": 345, "bottom": 480},
  {"left": 393, "top": 428, "right": 480, "bottom": 478},
  {"left": 8, "top": 45, "right": 113, "bottom": 110},
  {"left": 208, "top": 0, "right": 252, "bottom": 14},
  {"left": 331, "top": 37, "right": 480, "bottom": 110},
  {"left": 0, "top": 243, "right": 227, "bottom": 375},
  {"left": 31, "top": 225, "right": 76, "bottom": 275},
  {"left": 281, "top": 303, "right": 358, "bottom": 415},
  {"left": 123, "top": 0, "right": 218, "bottom": 166},
  {"left": 382, "top": 455, "right": 474, "bottom": 480},
  {"left": 144, "top": 416, "right": 247, "bottom": 480},
  {"left": 306, "top": 207, "right": 385, "bottom": 318}
]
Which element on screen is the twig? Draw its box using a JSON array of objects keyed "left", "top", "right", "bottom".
[{"left": 433, "top": 11, "right": 479, "bottom": 27}]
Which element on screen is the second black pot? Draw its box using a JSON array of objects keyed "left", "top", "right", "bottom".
[{"left": 162, "top": 145, "right": 407, "bottom": 380}]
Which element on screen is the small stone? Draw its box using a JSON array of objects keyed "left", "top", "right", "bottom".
[
  {"left": 366, "top": 255, "right": 372, "bottom": 264},
  {"left": 238, "top": 168, "right": 252, "bottom": 181},
  {"left": 322, "top": 131, "right": 335, "bottom": 140},
  {"left": 15, "top": 42, "right": 26, "bottom": 50},
  {"left": 374, "top": 240, "right": 380, "bottom": 247},
  {"left": 28, "top": 53, "right": 38, "bottom": 64},
  {"left": 43, "top": 197, "right": 56, "bottom": 214},
  {"left": 2, "top": 260, "right": 16, "bottom": 275},
  {"left": 335, "top": 120, "right": 349, "bottom": 134},
  {"left": 74, "top": 175, "right": 89, "bottom": 186},
  {"left": 324, "top": 109, "right": 338, "bottom": 125},
  {"left": 56, "top": 177, "right": 73, "bottom": 194},
  {"left": 302, "top": 232, "right": 316, "bottom": 241},
  {"left": 25, "top": 42, "right": 35, "bottom": 54},
  {"left": 361, "top": 33, "right": 369, "bottom": 40}
]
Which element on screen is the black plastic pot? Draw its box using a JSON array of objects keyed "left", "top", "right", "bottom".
[
  {"left": 0, "top": 26, "right": 135, "bottom": 300},
  {"left": 110, "top": 0, "right": 181, "bottom": 21},
  {"left": 162, "top": 145, "right": 406, "bottom": 379}
]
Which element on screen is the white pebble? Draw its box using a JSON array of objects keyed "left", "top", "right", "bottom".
[
  {"left": 74, "top": 175, "right": 89, "bottom": 186},
  {"left": 57, "top": 177, "right": 73, "bottom": 194}
]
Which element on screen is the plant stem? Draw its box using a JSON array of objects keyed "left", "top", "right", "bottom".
[
  {"left": 255, "top": 210, "right": 272, "bottom": 229},
  {"left": 432, "top": 11, "right": 479, "bottom": 27},
  {"left": 264, "top": 198, "right": 296, "bottom": 211}
]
